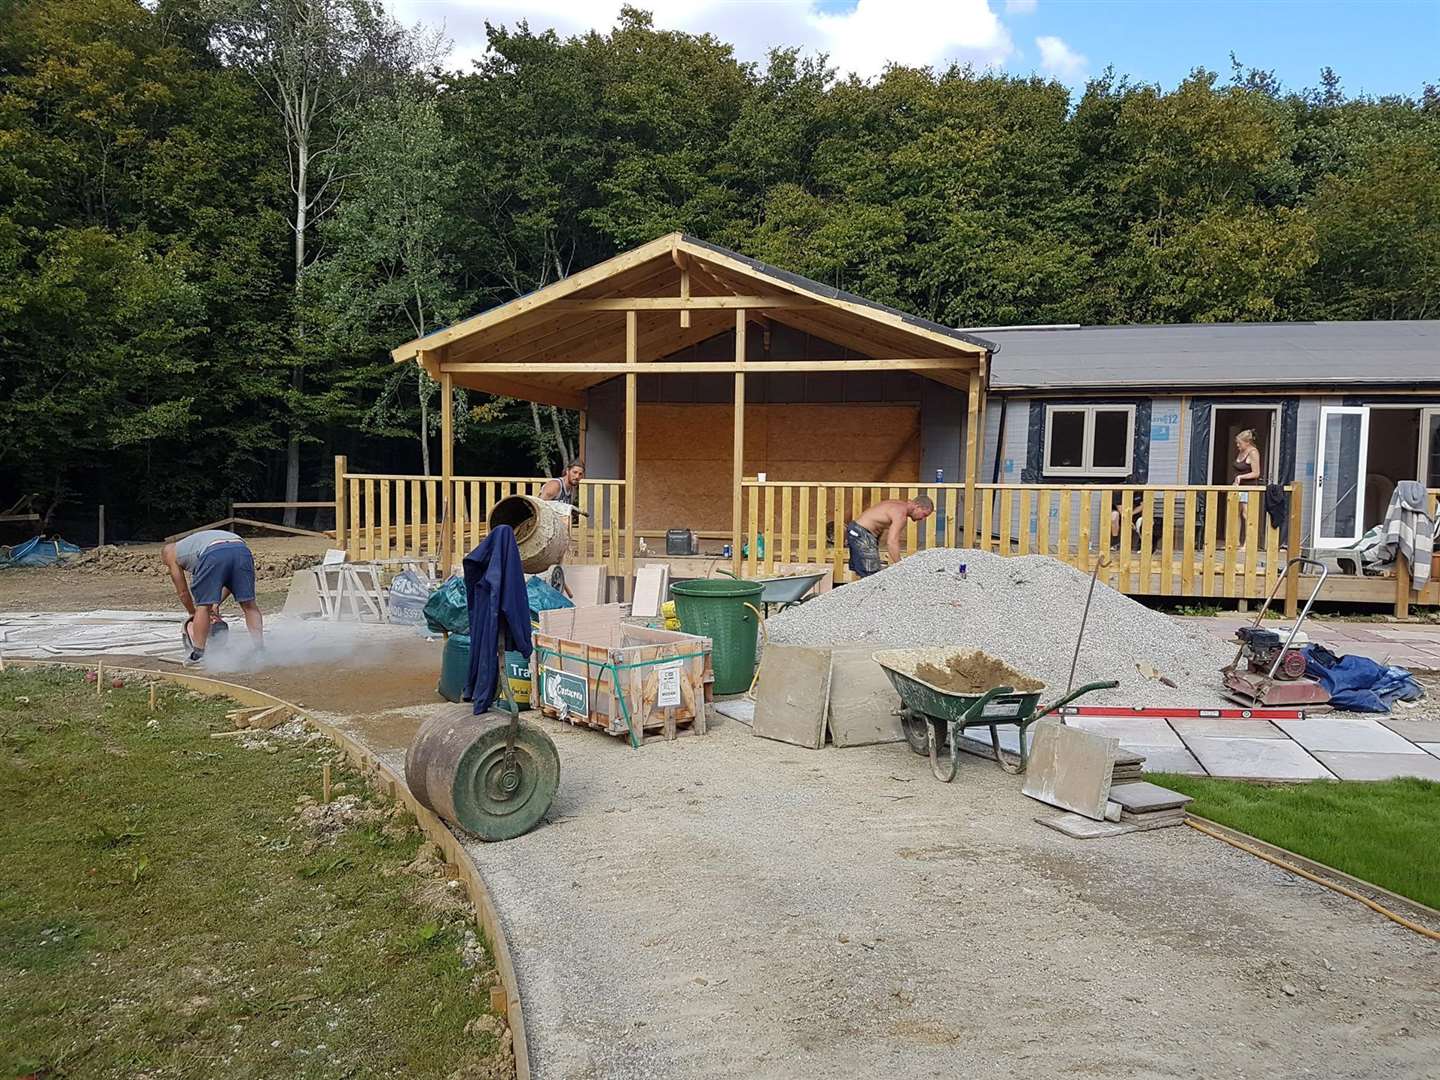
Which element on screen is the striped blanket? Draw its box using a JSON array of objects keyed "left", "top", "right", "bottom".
[{"left": 1361, "top": 481, "right": 1435, "bottom": 593}]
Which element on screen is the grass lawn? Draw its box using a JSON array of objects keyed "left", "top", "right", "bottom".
[
  {"left": 0, "top": 667, "right": 510, "bottom": 1079},
  {"left": 1151, "top": 771, "right": 1440, "bottom": 910}
]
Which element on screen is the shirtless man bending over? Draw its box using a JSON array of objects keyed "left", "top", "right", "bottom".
[{"left": 844, "top": 495, "right": 934, "bottom": 578}]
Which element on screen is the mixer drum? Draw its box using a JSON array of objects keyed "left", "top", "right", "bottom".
[{"left": 488, "top": 495, "right": 571, "bottom": 572}]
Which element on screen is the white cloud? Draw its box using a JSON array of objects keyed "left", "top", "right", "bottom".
[
  {"left": 389, "top": 0, "right": 1016, "bottom": 81},
  {"left": 1005, "top": 0, "right": 1037, "bottom": 14},
  {"left": 1034, "top": 34, "right": 1086, "bottom": 80}
]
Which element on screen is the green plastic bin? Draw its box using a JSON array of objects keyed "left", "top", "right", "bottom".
[
  {"left": 670, "top": 578, "right": 764, "bottom": 694},
  {"left": 438, "top": 634, "right": 531, "bottom": 705}
]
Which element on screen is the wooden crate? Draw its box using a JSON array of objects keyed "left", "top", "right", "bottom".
[{"left": 531, "top": 608, "right": 712, "bottom": 746}]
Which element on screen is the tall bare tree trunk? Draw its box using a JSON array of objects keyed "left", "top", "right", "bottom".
[
  {"left": 530, "top": 402, "right": 552, "bottom": 476},
  {"left": 419, "top": 369, "right": 431, "bottom": 475},
  {"left": 285, "top": 141, "right": 309, "bottom": 527}
]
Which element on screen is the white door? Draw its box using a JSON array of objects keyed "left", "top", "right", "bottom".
[{"left": 1313, "top": 406, "right": 1370, "bottom": 547}]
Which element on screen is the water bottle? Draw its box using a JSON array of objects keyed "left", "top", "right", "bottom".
[
  {"left": 935, "top": 468, "right": 945, "bottom": 483},
  {"left": 757, "top": 532, "right": 766, "bottom": 559},
  {"left": 722, "top": 543, "right": 733, "bottom": 559}
]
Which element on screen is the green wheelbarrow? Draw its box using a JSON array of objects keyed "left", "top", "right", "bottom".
[{"left": 872, "top": 648, "right": 1119, "bottom": 782}]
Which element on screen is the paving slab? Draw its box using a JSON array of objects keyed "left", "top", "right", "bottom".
[
  {"left": 714, "top": 699, "right": 754, "bottom": 726},
  {"left": 826, "top": 647, "right": 905, "bottom": 747},
  {"left": 1035, "top": 812, "right": 1138, "bottom": 839},
  {"left": 1022, "top": 721, "right": 1118, "bottom": 820},
  {"left": 1379, "top": 716, "right": 1440, "bottom": 742},
  {"left": 1275, "top": 717, "right": 1424, "bottom": 755},
  {"left": 1312, "top": 751, "right": 1440, "bottom": 782},
  {"left": 751, "top": 645, "right": 831, "bottom": 749},
  {"left": 1171, "top": 717, "right": 1286, "bottom": 740},
  {"left": 1420, "top": 743, "right": 1440, "bottom": 759},
  {"left": 1108, "top": 781, "right": 1192, "bottom": 813},
  {"left": 1184, "top": 735, "right": 1334, "bottom": 780},
  {"left": 1132, "top": 744, "right": 1206, "bottom": 775},
  {"left": 1067, "top": 716, "right": 1184, "bottom": 748}
]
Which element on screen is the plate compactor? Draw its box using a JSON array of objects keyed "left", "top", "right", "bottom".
[{"left": 1222, "top": 557, "right": 1331, "bottom": 708}]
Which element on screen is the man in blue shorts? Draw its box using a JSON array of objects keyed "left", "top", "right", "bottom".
[{"left": 161, "top": 529, "right": 264, "bottom": 663}]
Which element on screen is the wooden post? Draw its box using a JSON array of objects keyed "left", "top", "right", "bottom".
[
  {"left": 679, "top": 268, "right": 691, "bottom": 329},
  {"left": 624, "top": 310, "right": 637, "bottom": 600},
  {"left": 334, "top": 455, "right": 348, "bottom": 554},
  {"left": 578, "top": 410, "right": 588, "bottom": 462},
  {"left": 733, "top": 309, "right": 747, "bottom": 574},
  {"left": 97, "top": 504, "right": 105, "bottom": 547},
  {"left": 440, "top": 363, "right": 454, "bottom": 573},
  {"left": 1284, "top": 480, "right": 1303, "bottom": 618},
  {"left": 149, "top": 683, "right": 157, "bottom": 712},
  {"left": 323, "top": 762, "right": 332, "bottom": 803},
  {"left": 964, "top": 368, "right": 982, "bottom": 548},
  {"left": 1396, "top": 555, "right": 1411, "bottom": 620}
]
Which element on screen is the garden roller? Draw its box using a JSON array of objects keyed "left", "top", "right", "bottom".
[{"left": 406, "top": 631, "right": 560, "bottom": 842}]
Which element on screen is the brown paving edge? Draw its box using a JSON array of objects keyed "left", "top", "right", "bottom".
[
  {"left": 1187, "top": 812, "right": 1440, "bottom": 932},
  {"left": 3, "top": 658, "right": 532, "bottom": 1079}
]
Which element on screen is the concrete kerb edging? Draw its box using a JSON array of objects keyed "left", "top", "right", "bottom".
[
  {"left": 2, "top": 658, "right": 533, "bottom": 1079},
  {"left": 1187, "top": 812, "right": 1440, "bottom": 935}
]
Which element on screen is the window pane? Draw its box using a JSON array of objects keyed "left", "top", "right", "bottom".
[
  {"left": 1047, "top": 410, "right": 1086, "bottom": 469},
  {"left": 1092, "top": 410, "right": 1130, "bottom": 470}
]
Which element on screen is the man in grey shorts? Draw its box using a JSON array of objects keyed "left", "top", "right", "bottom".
[
  {"left": 845, "top": 495, "right": 934, "bottom": 578},
  {"left": 161, "top": 530, "right": 264, "bottom": 663}
]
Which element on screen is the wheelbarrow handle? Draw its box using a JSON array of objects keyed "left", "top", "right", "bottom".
[
  {"left": 1034, "top": 680, "right": 1120, "bottom": 720},
  {"left": 960, "top": 685, "right": 1014, "bottom": 723}
]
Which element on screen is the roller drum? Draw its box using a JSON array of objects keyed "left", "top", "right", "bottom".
[{"left": 405, "top": 704, "right": 560, "bottom": 842}]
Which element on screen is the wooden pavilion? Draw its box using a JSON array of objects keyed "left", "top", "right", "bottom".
[{"left": 360, "top": 233, "right": 993, "bottom": 593}]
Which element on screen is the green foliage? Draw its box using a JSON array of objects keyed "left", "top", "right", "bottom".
[{"left": 2, "top": 2, "right": 1437, "bottom": 536}]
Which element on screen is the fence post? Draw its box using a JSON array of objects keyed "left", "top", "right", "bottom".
[
  {"left": 1395, "top": 557, "right": 1411, "bottom": 620},
  {"left": 1284, "top": 480, "right": 1302, "bottom": 618},
  {"left": 334, "top": 455, "right": 348, "bottom": 555}
]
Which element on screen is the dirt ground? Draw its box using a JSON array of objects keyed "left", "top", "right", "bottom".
[
  {"left": 0, "top": 537, "right": 330, "bottom": 614},
  {"left": 329, "top": 706, "right": 1440, "bottom": 1080}
]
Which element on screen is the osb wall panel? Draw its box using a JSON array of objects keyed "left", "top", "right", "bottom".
[{"left": 634, "top": 403, "right": 921, "bottom": 531}]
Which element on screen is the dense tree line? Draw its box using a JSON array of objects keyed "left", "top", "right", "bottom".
[{"left": 1, "top": 1, "right": 1436, "bottom": 540}]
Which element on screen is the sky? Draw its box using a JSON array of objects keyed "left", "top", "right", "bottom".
[{"left": 387, "top": 0, "right": 1438, "bottom": 98}]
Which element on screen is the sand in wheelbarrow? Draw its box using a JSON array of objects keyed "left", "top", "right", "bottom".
[
  {"left": 766, "top": 548, "right": 1237, "bottom": 708},
  {"left": 916, "top": 651, "right": 1043, "bottom": 694}
]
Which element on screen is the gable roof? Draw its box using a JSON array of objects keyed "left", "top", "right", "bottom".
[
  {"left": 984, "top": 321, "right": 1440, "bottom": 391},
  {"left": 389, "top": 234, "right": 991, "bottom": 407}
]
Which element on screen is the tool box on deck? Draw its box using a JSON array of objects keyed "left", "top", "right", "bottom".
[{"left": 531, "top": 605, "right": 713, "bottom": 746}]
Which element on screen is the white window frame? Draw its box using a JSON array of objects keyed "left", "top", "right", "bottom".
[{"left": 1043, "top": 404, "right": 1136, "bottom": 477}]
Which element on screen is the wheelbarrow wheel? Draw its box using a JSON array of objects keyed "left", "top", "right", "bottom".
[{"left": 900, "top": 708, "right": 930, "bottom": 756}]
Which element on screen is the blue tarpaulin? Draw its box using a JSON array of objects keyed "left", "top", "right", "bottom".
[
  {"left": 1303, "top": 644, "right": 1425, "bottom": 714},
  {"left": 1, "top": 536, "right": 81, "bottom": 567}
]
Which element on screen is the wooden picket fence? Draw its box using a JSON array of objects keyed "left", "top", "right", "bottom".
[
  {"left": 334, "top": 457, "right": 625, "bottom": 573},
  {"left": 740, "top": 480, "right": 1309, "bottom": 602}
]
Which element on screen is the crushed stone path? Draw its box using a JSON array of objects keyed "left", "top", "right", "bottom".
[{"left": 333, "top": 707, "right": 1440, "bottom": 1080}]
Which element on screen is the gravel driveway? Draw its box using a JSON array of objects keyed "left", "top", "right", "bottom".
[{"left": 338, "top": 708, "right": 1440, "bottom": 1080}]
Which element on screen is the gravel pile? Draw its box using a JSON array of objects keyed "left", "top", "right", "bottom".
[{"left": 768, "top": 548, "right": 1236, "bottom": 707}]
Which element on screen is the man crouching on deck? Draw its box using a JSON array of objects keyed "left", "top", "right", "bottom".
[
  {"left": 161, "top": 529, "right": 264, "bottom": 664},
  {"left": 844, "top": 495, "right": 933, "bottom": 578}
]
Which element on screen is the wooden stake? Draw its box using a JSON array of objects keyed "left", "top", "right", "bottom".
[
  {"left": 96, "top": 661, "right": 104, "bottom": 696},
  {"left": 149, "top": 683, "right": 157, "bottom": 711},
  {"left": 323, "top": 763, "right": 332, "bottom": 803},
  {"left": 490, "top": 986, "right": 508, "bottom": 1017},
  {"left": 97, "top": 503, "right": 105, "bottom": 547}
]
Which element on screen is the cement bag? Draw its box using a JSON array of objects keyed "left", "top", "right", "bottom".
[
  {"left": 388, "top": 569, "right": 432, "bottom": 625},
  {"left": 423, "top": 574, "right": 468, "bottom": 635}
]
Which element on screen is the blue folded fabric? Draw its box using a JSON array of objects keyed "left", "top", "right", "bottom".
[{"left": 1303, "top": 644, "right": 1424, "bottom": 714}]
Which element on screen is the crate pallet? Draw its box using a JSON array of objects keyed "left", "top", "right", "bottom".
[{"left": 531, "top": 611, "right": 712, "bottom": 747}]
